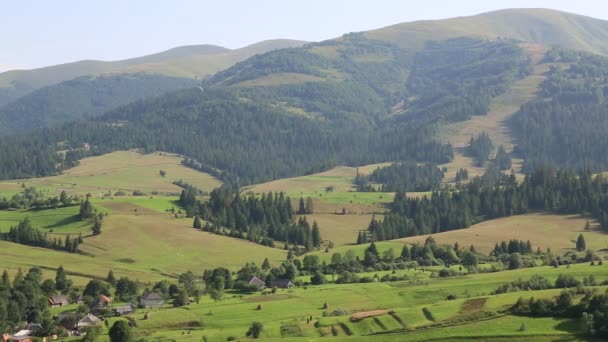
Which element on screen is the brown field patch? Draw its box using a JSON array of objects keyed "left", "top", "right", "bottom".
[
  {"left": 299, "top": 213, "right": 382, "bottom": 246},
  {"left": 241, "top": 294, "right": 296, "bottom": 303},
  {"left": 397, "top": 213, "right": 607, "bottom": 254},
  {"left": 460, "top": 298, "right": 488, "bottom": 313},
  {"left": 350, "top": 309, "right": 390, "bottom": 322}
]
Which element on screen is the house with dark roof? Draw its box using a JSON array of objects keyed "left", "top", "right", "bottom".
[
  {"left": 113, "top": 303, "right": 137, "bottom": 316},
  {"left": 248, "top": 276, "right": 266, "bottom": 290},
  {"left": 140, "top": 292, "right": 164, "bottom": 308},
  {"left": 48, "top": 295, "right": 69, "bottom": 307},
  {"left": 76, "top": 314, "right": 102, "bottom": 330},
  {"left": 270, "top": 279, "right": 294, "bottom": 289}
]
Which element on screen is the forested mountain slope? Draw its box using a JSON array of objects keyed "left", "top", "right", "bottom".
[
  {"left": 511, "top": 48, "right": 608, "bottom": 172},
  {"left": 0, "top": 74, "right": 197, "bottom": 133},
  {"left": 0, "top": 36, "right": 530, "bottom": 184},
  {"left": 0, "top": 39, "right": 305, "bottom": 107}
]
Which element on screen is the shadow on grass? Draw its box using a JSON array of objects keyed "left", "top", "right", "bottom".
[{"left": 44, "top": 214, "right": 83, "bottom": 229}]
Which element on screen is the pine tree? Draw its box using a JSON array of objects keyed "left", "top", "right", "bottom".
[
  {"left": 401, "top": 244, "right": 410, "bottom": 260},
  {"left": 576, "top": 234, "right": 586, "bottom": 251},
  {"left": 311, "top": 221, "right": 321, "bottom": 247},
  {"left": 79, "top": 198, "right": 94, "bottom": 219},
  {"left": 366, "top": 242, "right": 379, "bottom": 257},
  {"left": 107, "top": 270, "right": 116, "bottom": 286},
  {"left": 305, "top": 197, "right": 314, "bottom": 214},
  {"left": 298, "top": 197, "right": 306, "bottom": 214},
  {"left": 261, "top": 258, "right": 271, "bottom": 270},
  {"left": 92, "top": 213, "right": 103, "bottom": 235},
  {"left": 193, "top": 216, "right": 202, "bottom": 229}
]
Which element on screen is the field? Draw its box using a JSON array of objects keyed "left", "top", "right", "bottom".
[
  {"left": 0, "top": 151, "right": 222, "bottom": 197},
  {"left": 0, "top": 196, "right": 286, "bottom": 283},
  {"left": 1, "top": 150, "right": 608, "bottom": 341},
  {"left": 398, "top": 213, "right": 608, "bottom": 254},
  {"left": 52, "top": 263, "right": 607, "bottom": 341}
]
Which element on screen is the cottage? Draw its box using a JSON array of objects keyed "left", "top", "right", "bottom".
[
  {"left": 113, "top": 303, "right": 137, "bottom": 316},
  {"left": 76, "top": 314, "right": 102, "bottom": 330},
  {"left": 140, "top": 292, "right": 164, "bottom": 308},
  {"left": 91, "top": 295, "right": 111, "bottom": 309},
  {"left": 270, "top": 279, "right": 294, "bottom": 289},
  {"left": 48, "top": 295, "right": 69, "bottom": 307},
  {"left": 248, "top": 276, "right": 266, "bottom": 290}
]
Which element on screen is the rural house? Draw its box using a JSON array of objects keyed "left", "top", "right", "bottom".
[
  {"left": 248, "top": 276, "right": 266, "bottom": 290},
  {"left": 270, "top": 279, "right": 294, "bottom": 289},
  {"left": 76, "top": 314, "right": 102, "bottom": 330},
  {"left": 48, "top": 295, "right": 69, "bottom": 307},
  {"left": 91, "top": 295, "right": 111, "bottom": 309},
  {"left": 140, "top": 292, "right": 164, "bottom": 308},
  {"left": 113, "top": 303, "right": 137, "bottom": 316}
]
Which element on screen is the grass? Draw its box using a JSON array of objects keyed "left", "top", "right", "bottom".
[
  {"left": 397, "top": 213, "right": 608, "bottom": 254},
  {"left": 0, "top": 199, "right": 286, "bottom": 283},
  {"left": 88, "top": 263, "right": 608, "bottom": 341},
  {"left": 299, "top": 213, "right": 380, "bottom": 246},
  {"left": 0, "top": 151, "right": 221, "bottom": 198}
]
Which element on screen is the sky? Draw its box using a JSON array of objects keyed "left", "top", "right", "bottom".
[{"left": 1, "top": 0, "right": 608, "bottom": 72}]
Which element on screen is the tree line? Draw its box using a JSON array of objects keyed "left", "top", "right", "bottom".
[
  {"left": 184, "top": 187, "right": 322, "bottom": 250},
  {"left": 365, "top": 167, "right": 608, "bottom": 241}
]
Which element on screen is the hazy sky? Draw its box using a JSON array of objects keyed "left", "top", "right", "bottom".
[{"left": 1, "top": 0, "right": 608, "bottom": 72}]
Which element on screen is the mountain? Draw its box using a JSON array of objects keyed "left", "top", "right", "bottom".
[
  {"left": 366, "top": 8, "right": 608, "bottom": 54},
  {"left": 0, "top": 74, "right": 198, "bottom": 133},
  {"left": 2, "top": 9, "right": 608, "bottom": 184},
  {"left": 0, "top": 39, "right": 306, "bottom": 106}
]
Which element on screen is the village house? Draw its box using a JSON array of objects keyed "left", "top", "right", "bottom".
[
  {"left": 270, "top": 279, "right": 294, "bottom": 289},
  {"left": 76, "top": 314, "right": 102, "bottom": 331},
  {"left": 140, "top": 292, "right": 164, "bottom": 308},
  {"left": 48, "top": 295, "right": 69, "bottom": 307},
  {"left": 113, "top": 303, "right": 137, "bottom": 316},
  {"left": 248, "top": 276, "right": 266, "bottom": 290},
  {"left": 91, "top": 295, "right": 111, "bottom": 310}
]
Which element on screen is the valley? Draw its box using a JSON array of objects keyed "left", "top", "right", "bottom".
[{"left": 1, "top": 6, "right": 608, "bottom": 342}]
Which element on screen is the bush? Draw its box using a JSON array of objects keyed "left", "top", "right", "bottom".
[
  {"left": 246, "top": 322, "right": 264, "bottom": 339},
  {"left": 555, "top": 274, "right": 581, "bottom": 288}
]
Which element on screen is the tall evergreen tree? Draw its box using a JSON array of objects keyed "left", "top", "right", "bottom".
[{"left": 576, "top": 234, "right": 586, "bottom": 252}]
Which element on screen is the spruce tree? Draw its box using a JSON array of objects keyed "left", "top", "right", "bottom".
[
  {"left": 305, "top": 197, "right": 314, "bottom": 214},
  {"left": 298, "top": 197, "right": 306, "bottom": 214},
  {"left": 107, "top": 270, "right": 117, "bottom": 286},
  {"left": 311, "top": 221, "right": 321, "bottom": 247},
  {"left": 576, "top": 234, "right": 586, "bottom": 252},
  {"left": 261, "top": 258, "right": 271, "bottom": 270},
  {"left": 193, "top": 216, "right": 202, "bottom": 229}
]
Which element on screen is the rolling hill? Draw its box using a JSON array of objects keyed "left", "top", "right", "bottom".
[
  {"left": 0, "top": 39, "right": 306, "bottom": 106},
  {"left": 367, "top": 8, "right": 608, "bottom": 54}
]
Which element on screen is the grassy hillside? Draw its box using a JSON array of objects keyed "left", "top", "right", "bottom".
[
  {"left": 397, "top": 213, "right": 607, "bottom": 254},
  {"left": 0, "top": 151, "right": 221, "bottom": 197},
  {"left": 367, "top": 8, "right": 608, "bottom": 55},
  {"left": 0, "top": 198, "right": 286, "bottom": 282},
  {"left": 47, "top": 263, "right": 607, "bottom": 341},
  {"left": 0, "top": 39, "right": 306, "bottom": 105}
]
